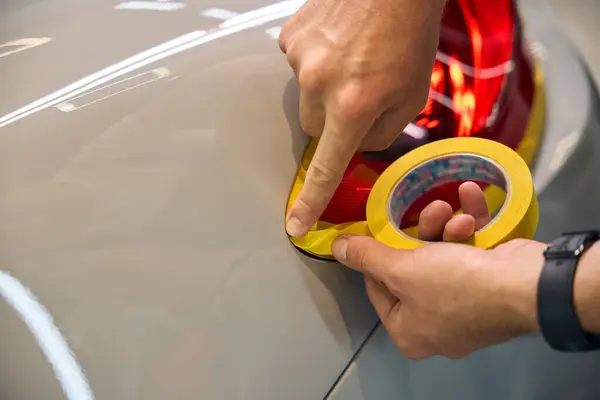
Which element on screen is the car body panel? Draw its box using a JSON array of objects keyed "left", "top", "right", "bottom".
[{"left": 0, "top": 1, "right": 377, "bottom": 399}]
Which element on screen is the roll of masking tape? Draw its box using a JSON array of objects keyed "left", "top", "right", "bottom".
[{"left": 367, "top": 137, "right": 539, "bottom": 250}]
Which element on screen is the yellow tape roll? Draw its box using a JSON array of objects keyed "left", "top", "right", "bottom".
[{"left": 367, "top": 137, "right": 539, "bottom": 250}]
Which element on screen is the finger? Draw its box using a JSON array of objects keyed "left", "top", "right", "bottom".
[
  {"left": 286, "top": 111, "right": 372, "bottom": 237},
  {"left": 442, "top": 214, "right": 476, "bottom": 242},
  {"left": 418, "top": 200, "right": 453, "bottom": 241},
  {"left": 364, "top": 276, "right": 399, "bottom": 325},
  {"left": 332, "top": 235, "right": 409, "bottom": 287},
  {"left": 278, "top": 22, "right": 294, "bottom": 54},
  {"left": 359, "top": 108, "right": 408, "bottom": 152},
  {"left": 278, "top": 5, "right": 305, "bottom": 54},
  {"left": 299, "top": 89, "right": 325, "bottom": 136},
  {"left": 278, "top": 29, "right": 288, "bottom": 53},
  {"left": 458, "top": 181, "right": 491, "bottom": 230}
]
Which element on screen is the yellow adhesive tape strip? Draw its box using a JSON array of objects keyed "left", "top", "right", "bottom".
[
  {"left": 368, "top": 137, "right": 539, "bottom": 250},
  {"left": 287, "top": 138, "right": 372, "bottom": 259},
  {"left": 288, "top": 60, "right": 545, "bottom": 258}
]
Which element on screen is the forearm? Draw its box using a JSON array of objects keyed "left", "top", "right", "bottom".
[{"left": 574, "top": 242, "right": 600, "bottom": 334}]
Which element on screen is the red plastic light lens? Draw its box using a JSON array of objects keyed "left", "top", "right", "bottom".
[
  {"left": 320, "top": 154, "right": 385, "bottom": 225},
  {"left": 319, "top": 0, "right": 535, "bottom": 227},
  {"left": 417, "top": 0, "right": 516, "bottom": 138}
]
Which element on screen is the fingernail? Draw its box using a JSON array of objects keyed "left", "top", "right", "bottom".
[
  {"left": 286, "top": 217, "right": 307, "bottom": 238},
  {"left": 332, "top": 237, "right": 348, "bottom": 262}
]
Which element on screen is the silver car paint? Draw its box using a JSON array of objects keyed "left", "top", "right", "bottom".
[{"left": 0, "top": 0, "right": 599, "bottom": 399}]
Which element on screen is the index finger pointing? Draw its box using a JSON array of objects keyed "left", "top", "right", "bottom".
[{"left": 286, "top": 111, "right": 370, "bottom": 237}]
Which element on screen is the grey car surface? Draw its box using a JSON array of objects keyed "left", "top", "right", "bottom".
[{"left": 0, "top": 0, "right": 599, "bottom": 399}]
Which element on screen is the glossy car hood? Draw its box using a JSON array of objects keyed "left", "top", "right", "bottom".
[{"left": 0, "top": 1, "right": 378, "bottom": 399}]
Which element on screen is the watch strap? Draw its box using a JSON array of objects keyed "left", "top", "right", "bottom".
[
  {"left": 538, "top": 258, "right": 590, "bottom": 351},
  {"left": 538, "top": 231, "right": 600, "bottom": 352}
]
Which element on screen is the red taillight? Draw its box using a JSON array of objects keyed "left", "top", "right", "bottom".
[
  {"left": 417, "top": 0, "right": 517, "bottom": 139},
  {"left": 320, "top": 154, "right": 384, "bottom": 225},
  {"left": 320, "top": 0, "right": 535, "bottom": 227}
]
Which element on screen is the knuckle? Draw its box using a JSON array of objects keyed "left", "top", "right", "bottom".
[
  {"left": 392, "top": 335, "right": 411, "bottom": 353},
  {"left": 291, "top": 195, "right": 311, "bottom": 214},
  {"left": 391, "top": 323, "right": 432, "bottom": 360},
  {"left": 299, "top": 99, "right": 325, "bottom": 136},
  {"left": 278, "top": 17, "right": 300, "bottom": 54},
  {"left": 278, "top": 35, "right": 287, "bottom": 53},
  {"left": 298, "top": 64, "right": 327, "bottom": 93},
  {"left": 359, "top": 112, "right": 404, "bottom": 152},
  {"left": 307, "top": 158, "right": 343, "bottom": 187},
  {"left": 299, "top": 117, "right": 322, "bottom": 137},
  {"left": 395, "top": 338, "right": 431, "bottom": 360},
  {"left": 278, "top": 26, "right": 290, "bottom": 53},
  {"left": 333, "top": 83, "right": 379, "bottom": 121}
]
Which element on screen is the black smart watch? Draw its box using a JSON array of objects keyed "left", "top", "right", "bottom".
[{"left": 538, "top": 230, "right": 600, "bottom": 352}]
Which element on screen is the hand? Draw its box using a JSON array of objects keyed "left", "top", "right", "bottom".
[
  {"left": 332, "top": 182, "right": 546, "bottom": 359},
  {"left": 280, "top": 0, "right": 447, "bottom": 237}
]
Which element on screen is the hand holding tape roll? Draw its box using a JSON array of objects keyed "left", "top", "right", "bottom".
[
  {"left": 367, "top": 137, "right": 539, "bottom": 250},
  {"left": 287, "top": 137, "right": 539, "bottom": 257}
]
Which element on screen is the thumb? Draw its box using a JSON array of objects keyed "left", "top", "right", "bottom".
[{"left": 332, "top": 235, "right": 411, "bottom": 285}]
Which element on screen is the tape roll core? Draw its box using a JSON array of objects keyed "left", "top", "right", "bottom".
[{"left": 386, "top": 153, "right": 509, "bottom": 234}]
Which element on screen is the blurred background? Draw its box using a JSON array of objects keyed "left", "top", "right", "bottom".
[{"left": 548, "top": 0, "right": 600, "bottom": 79}]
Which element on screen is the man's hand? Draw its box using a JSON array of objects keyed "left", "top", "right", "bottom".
[
  {"left": 332, "top": 182, "right": 546, "bottom": 359},
  {"left": 280, "top": 0, "right": 447, "bottom": 237}
]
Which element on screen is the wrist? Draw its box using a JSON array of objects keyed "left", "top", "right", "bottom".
[
  {"left": 574, "top": 242, "right": 600, "bottom": 334},
  {"left": 490, "top": 241, "right": 547, "bottom": 335}
]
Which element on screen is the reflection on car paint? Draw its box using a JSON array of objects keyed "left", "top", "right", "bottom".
[
  {"left": 0, "top": 0, "right": 305, "bottom": 128},
  {"left": 201, "top": 7, "right": 241, "bottom": 20},
  {"left": 0, "top": 38, "right": 53, "bottom": 59},
  {"left": 0, "top": 30, "right": 205, "bottom": 128},
  {"left": 529, "top": 41, "right": 549, "bottom": 61},
  {"left": 54, "top": 67, "right": 173, "bottom": 113},
  {"left": 218, "top": 0, "right": 302, "bottom": 28},
  {"left": 0, "top": 271, "right": 94, "bottom": 400},
  {"left": 549, "top": 130, "right": 580, "bottom": 172},
  {"left": 114, "top": 1, "right": 187, "bottom": 11},
  {"left": 265, "top": 26, "right": 283, "bottom": 39}
]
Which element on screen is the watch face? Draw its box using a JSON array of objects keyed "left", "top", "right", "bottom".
[{"left": 545, "top": 233, "right": 589, "bottom": 259}]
